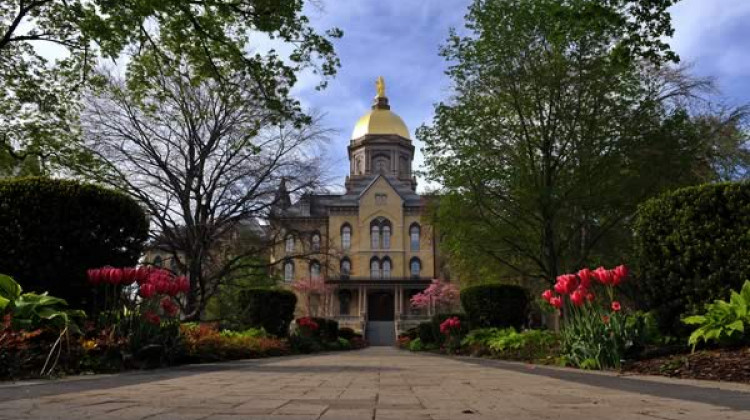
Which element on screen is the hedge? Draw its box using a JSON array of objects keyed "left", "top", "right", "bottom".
[
  {"left": 0, "top": 177, "right": 148, "bottom": 310},
  {"left": 311, "top": 317, "right": 339, "bottom": 342},
  {"left": 461, "top": 284, "right": 528, "bottom": 329},
  {"left": 238, "top": 288, "right": 297, "bottom": 336},
  {"left": 634, "top": 182, "right": 750, "bottom": 334}
]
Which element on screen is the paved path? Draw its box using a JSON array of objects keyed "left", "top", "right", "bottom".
[{"left": 1, "top": 347, "right": 749, "bottom": 420}]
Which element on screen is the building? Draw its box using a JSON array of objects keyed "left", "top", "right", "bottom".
[{"left": 271, "top": 78, "right": 447, "bottom": 345}]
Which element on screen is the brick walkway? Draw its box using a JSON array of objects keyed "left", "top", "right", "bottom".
[{"left": 1, "top": 347, "right": 749, "bottom": 419}]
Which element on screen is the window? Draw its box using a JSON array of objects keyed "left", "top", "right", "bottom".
[
  {"left": 371, "top": 225, "right": 380, "bottom": 249},
  {"left": 153, "top": 255, "right": 163, "bottom": 268},
  {"left": 311, "top": 232, "right": 320, "bottom": 251},
  {"left": 370, "top": 258, "right": 380, "bottom": 279},
  {"left": 285, "top": 234, "right": 295, "bottom": 253},
  {"left": 340, "top": 258, "right": 351, "bottom": 278},
  {"left": 382, "top": 258, "right": 391, "bottom": 279},
  {"left": 410, "top": 224, "right": 421, "bottom": 251},
  {"left": 375, "top": 193, "right": 387, "bottom": 205},
  {"left": 410, "top": 258, "right": 421, "bottom": 278},
  {"left": 310, "top": 260, "right": 321, "bottom": 279},
  {"left": 341, "top": 224, "right": 351, "bottom": 250},
  {"left": 382, "top": 225, "right": 391, "bottom": 249},
  {"left": 284, "top": 261, "right": 294, "bottom": 282}
]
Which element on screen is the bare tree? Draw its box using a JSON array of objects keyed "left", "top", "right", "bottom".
[{"left": 81, "top": 63, "right": 329, "bottom": 319}]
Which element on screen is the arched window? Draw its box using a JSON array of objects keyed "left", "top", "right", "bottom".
[
  {"left": 284, "top": 261, "right": 294, "bottom": 282},
  {"left": 338, "top": 290, "right": 352, "bottom": 315},
  {"left": 285, "top": 234, "right": 295, "bottom": 253},
  {"left": 341, "top": 224, "right": 351, "bottom": 250},
  {"left": 311, "top": 232, "right": 321, "bottom": 251},
  {"left": 410, "top": 223, "right": 421, "bottom": 251},
  {"left": 310, "top": 260, "right": 321, "bottom": 279},
  {"left": 371, "top": 224, "right": 380, "bottom": 250},
  {"left": 410, "top": 258, "right": 421, "bottom": 278},
  {"left": 340, "top": 258, "right": 351, "bottom": 278},
  {"left": 382, "top": 225, "right": 391, "bottom": 249},
  {"left": 382, "top": 258, "right": 392, "bottom": 279},
  {"left": 370, "top": 258, "right": 380, "bottom": 279},
  {"left": 153, "top": 255, "right": 163, "bottom": 268}
]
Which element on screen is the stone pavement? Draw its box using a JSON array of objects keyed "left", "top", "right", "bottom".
[{"left": 1, "top": 347, "right": 749, "bottom": 420}]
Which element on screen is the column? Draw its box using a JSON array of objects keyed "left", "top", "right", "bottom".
[{"left": 394, "top": 286, "right": 399, "bottom": 318}]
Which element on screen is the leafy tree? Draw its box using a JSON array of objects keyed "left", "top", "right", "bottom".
[
  {"left": 0, "top": 0, "right": 341, "bottom": 172},
  {"left": 420, "top": 0, "right": 749, "bottom": 285}
]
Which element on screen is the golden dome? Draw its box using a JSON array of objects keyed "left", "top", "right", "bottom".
[{"left": 352, "top": 108, "right": 410, "bottom": 140}]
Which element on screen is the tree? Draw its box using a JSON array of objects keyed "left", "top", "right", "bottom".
[
  {"left": 0, "top": 0, "right": 341, "bottom": 172},
  {"left": 291, "top": 277, "right": 334, "bottom": 317},
  {"left": 81, "top": 56, "right": 329, "bottom": 319},
  {"left": 419, "top": 0, "right": 749, "bottom": 285}
]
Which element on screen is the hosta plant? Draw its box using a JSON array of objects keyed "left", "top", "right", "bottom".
[{"left": 683, "top": 280, "right": 750, "bottom": 351}]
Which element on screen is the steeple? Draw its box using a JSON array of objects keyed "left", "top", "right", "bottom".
[{"left": 274, "top": 177, "right": 291, "bottom": 210}]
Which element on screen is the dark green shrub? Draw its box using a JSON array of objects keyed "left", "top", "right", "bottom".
[
  {"left": 311, "top": 317, "right": 339, "bottom": 342},
  {"left": 238, "top": 288, "right": 297, "bottom": 337},
  {"left": 634, "top": 182, "right": 750, "bottom": 334},
  {"left": 417, "top": 322, "right": 435, "bottom": 344},
  {"left": 461, "top": 284, "right": 529, "bottom": 329},
  {"left": 0, "top": 177, "right": 148, "bottom": 310},
  {"left": 338, "top": 327, "right": 356, "bottom": 340}
]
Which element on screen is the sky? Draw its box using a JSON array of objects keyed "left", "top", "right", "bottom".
[{"left": 292, "top": 0, "right": 750, "bottom": 191}]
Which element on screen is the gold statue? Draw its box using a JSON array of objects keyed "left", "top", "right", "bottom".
[{"left": 375, "top": 76, "right": 385, "bottom": 98}]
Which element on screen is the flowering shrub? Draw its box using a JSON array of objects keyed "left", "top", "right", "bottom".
[
  {"left": 440, "top": 316, "right": 462, "bottom": 353},
  {"left": 87, "top": 266, "right": 189, "bottom": 361},
  {"left": 541, "top": 265, "right": 631, "bottom": 369},
  {"left": 297, "top": 316, "right": 319, "bottom": 333},
  {"left": 179, "top": 323, "right": 290, "bottom": 361},
  {"left": 411, "top": 279, "right": 460, "bottom": 311}
]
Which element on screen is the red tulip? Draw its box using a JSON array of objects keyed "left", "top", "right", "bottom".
[
  {"left": 612, "top": 265, "right": 628, "bottom": 286},
  {"left": 602, "top": 315, "right": 610, "bottom": 324},
  {"left": 541, "top": 289, "right": 554, "bottom": 302},
  {"left": 108, "top": 268, "right": 123, "bottom": 285},
  {"left": 121, "top": 267, "right": 137, "bottom": 285},
  {"left": 611, "top": 301, "right": 621, "bottom": 312},
  {"left": 577, "top": 268, "right": 593, "bottom": 289},
  {"left": 135, "top": 266, "right": 152, "bottom": 284},
  {"left": 176, "top": 276, "right": 190, "bottom": 293},
  {"left": 139, "top": 283, "right": 156, "bottom": 299},
  {"left": 549, "top": 297, "right": 563, "bottom": 309},
  {"left": 585, "top": 292, "right": 595, "bottom": 303},
  {"left": 593, "top": 266, "right": 612, "bottom": 285},
  {"left": 143, "top": 310, "right": 161, "bottom": 325},
  {"left": 554, "top": 274, "right": 578, "bottom": 295},
  {"left": 87, "top": 268, "right": 103, "bottom": 285},
  {"left": 570, "top": 289, "right": 585, "bottom": 306},
  {"left": 161, "top": 297, "right": 179, "bottom": 316}
]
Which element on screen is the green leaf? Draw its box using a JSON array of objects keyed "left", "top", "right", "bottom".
[
  {"left": 0, "top": 274, "right": 22, "bottom": 301},
  {"left": 726, "top": 320, "right": 744, "bottom": 333},
  {"left": 682, "top": 315, "right": 706, "bottom": 325}
]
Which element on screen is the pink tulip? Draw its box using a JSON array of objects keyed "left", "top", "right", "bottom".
[
  {"left": 585, "top": 292, "right": 595, "bottom": 303},
  {"left": 570, "top": 289, "right": 585, "bottom": 307},
  {"left": 549, "top": 297, "right": 563, "bottom": 309},
  {"left": 612, "top": 265, "right": 628, "bottom": 286},
  {"left": 611, "top": 301, "right": 621, "bottom": 312},
  {"left": 577, "top": 268, "right": 593, "bottom": 289},
  {"left": 541, "top": 289, "right": 554, "bottom": 302},
  {"left": 593, "top": 266, "right": 613, "bottom": 285}
]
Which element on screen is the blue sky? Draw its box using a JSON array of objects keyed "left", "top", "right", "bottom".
[{"left": 292, "top": 0, "right": 750, "bottom": 191}]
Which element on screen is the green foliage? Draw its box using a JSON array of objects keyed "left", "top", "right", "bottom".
[
  {"left": 431, "top": 312, "right": 470, "bottom": 345},
  {"left": 461, "top": 284, "right": 528, "bottom": 329},
  {"left": 338, "top": 328, "right": 356, "bottom": 341},
  {"left": 311, "top": 318, "right": 339, "bottom": 342},
  {"left": 417, "top": 322, "right": 436, "bottom": 344},
  {"left": 0, "top": 274, "right": 85, "bottom": 333},
  {"left": 461, "top": 327, "right": 559, "bottom": 361},
  {"left": 408, "top": 337, "right": 424, "bottom": 352},
  {"left": 220, "top": 328, "right": 268, "bottom": 339},
  {"left": 634, "top": 182, "right": 750, "bottom": 334},
  {"left": 683, "top": 280, "right": 750, "bottom": 351},
  {"left": 0, "top": 0, "right": 341, "bottom": 171},
  {"left": 0, "top": 178, "right": 148, "bottom": 310},
  {"left": 238, "top": 288, "right": 297, "bottom": 337}
]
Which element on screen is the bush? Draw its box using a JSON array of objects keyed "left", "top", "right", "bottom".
[
  {"left": 338, "top": 327, "right": 356, "bottom": 340},
  {"left": 311, "top": 317, "right": 339, "bottom": 342},
  {"left": 462, "top": 328, "right": 559, "bottom": 361},
  {"left": 431, "top": 312, "right": 470, "bottom": 345},
  {"left": 180, "top": 323, "right": 289, "bottom": 361},
  {"left": 461, "top": 284, "right": 529, "bottom": 329},
  {"left": 634, "top": 182, "right": 750, "bottom": 334},
  {"left": 238, "top": 288, "right": 297, "bottom": 337},
  {"left": 0, "top": 177, "right": 148, "bottom": 311},
  {"left": 417, "top": 322, "right": 435, "bottom": 344}
]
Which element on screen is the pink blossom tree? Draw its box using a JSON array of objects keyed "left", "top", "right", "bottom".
[
  {"left": 410, "top": 279, "right": 460, "bottom": 313},
  {"left": 291, "top": 277, "right": 335, "bottom": 317}
]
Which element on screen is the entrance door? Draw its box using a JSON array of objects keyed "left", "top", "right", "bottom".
[{"left": 366, "top": 291, "right": 395, "bottom": 346}]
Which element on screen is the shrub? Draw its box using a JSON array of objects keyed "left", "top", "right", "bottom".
[
  {"left": 0, "top": 177, "right": 148, "bottom": 310},
  {"left": 408, "top": 337, "right": 424, "bottom": 351},
  {"left": 431, "top": 312, "right": 470, "bottom": 345},
  {"left": 238, "top": 288, "right": 297, "bottom": 337},
  {"left": 180, "top": 323, "right": 289, "bottom": 361},
  {"left": 338, "top": 327, "right": 356, "bottom": 340},
  {"left": 417, "top": 322, "right": 435, "bottom": 344},
  {"left": 461, "top": 284, "right": 529, "bottom": 329},
  {"left": 635, "top": 182, "right": 750, "bottom": 334},
  {"left": 462, "top": 327, "right": 559, "bottom": 361},
  {"left": 311, "top": 317, "right": 339, "bottom": 342}
]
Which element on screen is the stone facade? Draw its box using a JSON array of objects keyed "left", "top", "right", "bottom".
[{"left": 271, "top": 86, "right": 445, "bottom": 344}]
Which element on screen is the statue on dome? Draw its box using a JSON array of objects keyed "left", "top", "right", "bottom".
[{"left": 375, "top": 76, "right": 385, "bottom": 98}]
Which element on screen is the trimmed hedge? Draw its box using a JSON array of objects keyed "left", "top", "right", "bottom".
[
  {"left": 0, "top": 177, "right": 148, "bottom": 310},
  {"left": 311, "top": 317, "right": 339, "bottom": 342},
  {"left": 238, "top": 288, "right": 297, "bottom": 336},
  {"left": 634, "top": 182, "right": 750, "bottom": 334},
  {"left": 461, "top": 284, "right": 528, "bottom": 329}
]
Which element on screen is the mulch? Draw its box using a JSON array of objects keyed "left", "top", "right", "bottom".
[{"left": 622, "top": 346, "right": 750, "bottom": 384}]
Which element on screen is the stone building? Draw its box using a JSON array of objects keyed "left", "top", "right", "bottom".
[{"left": 271, "top": 78, "right": 446, "bottom": 345}]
